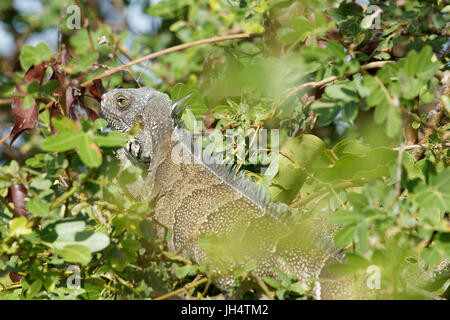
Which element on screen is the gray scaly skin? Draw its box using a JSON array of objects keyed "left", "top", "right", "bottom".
[{"left": 100, "top": 87, "right": 367, "bottom": 299}]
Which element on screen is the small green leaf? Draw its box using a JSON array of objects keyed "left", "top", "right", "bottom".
[
  {"left": 361, "top": 15, "right": 375, "bottom": 29},
  {"left": 26, "top": 197, "right": 50, "bottom": 217},
  {"left": 343, "top": 101, "right": 358, "bottom": 121},
  {"left": 413, "top": 168, "right": 450, "bottom": 212},
  {"left": 53, "top": 221, "right": 110, "bottom": 253},
  {"left": 412, "top": 121, "right": 421, "bottom": 129},
  {"left": 140, "top": 220, "right": 156, "bottom": 240},
  {"left": 421, "top": 247, "right": 441, "bottom": 266},
  {"left": 292, "top": 17, "right": 315, "bottom": 33},
  {"left": 329, "top": 210, "right": 361, "bottom": 226},
  {"left": 10, "top": 217, "right": 32, "bottom": 237},
  {"left": 386, "top": 107, "right": 401, "bottom": 138},
  {"left": 110, "top": 248, "right": 127, "bottom": 271},
  {"left": 55, "top": 221, "right": 85, "bottom": 235},
  {"left": 334, "top": 224, "right": 357, "bottom": 247},
  {"left": 27, "top": 279, "right": 43, "bottom": 299},
  {"left": 356, "top": 221, "right": 369, "bottom": 254},
  {"left": 310, "top": 100, "right": 340, "bottom": 126},
  {"left": 93, "top": 131, "right": 127, "bottom": 147},
  {"left": 55, "top": 245, "right": 91, "bottom": 265},
  {"left": 183, "top": 109, "right": 197, "bottom": 132},
  {"left": 19, "top": 42, "right": 52, "bottom": 71},
  {"left": 263, "top": 276, "right": 281, "bottom": 289},
  {"left": 94, "top": 118, "right": 108, "bottom": 130},
  {"left": 78, "top": 134, "right": 102, "bottom": 167},
  {"left": 42, "top": 131, "right": 84, "bottom": 152}
]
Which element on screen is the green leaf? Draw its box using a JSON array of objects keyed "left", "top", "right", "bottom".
[
  {"left": 174, "top": 265, "right": 197, "bottom": 278},
  {"left": 269, "top": 134, "right": 326, "bottom": 203},
  {"left": 421, "top": 247, "right": 441, "bottom": 266},
  {"left": 27, "top": 279, "right": 43, "bottom": 299},
  {"left": 329, "top": 210, "right": 361, "bottom": 226},
  {"left": 413, "top": 168, "right": 450, "bottom": 212},
  {"left": 405, "top": 50, "right": 418, "bottom": 77},
  {"left": 343, "top": 101, "right": 358, "bottom": 121},
  {"left": 361, "top": 15, "right": 375, "bottom": 29},
  {"left": 325, "top": 83, "right": 357, "bottom": 102},
  {"left": 310, "top": 100, "right": 340, "bottom": 126},
  {"left": 334, "top": 224, "right": 357, "bottom": 247},
  {"left": 420, "top": 90, "right": 435, "bottom": 103},
  {"left": 55, "top": 245, "right": 91, "bottom": 265},
  {"left": 109, "top": 248, "right": 127, "bottom": 271},
  {"left": 386, "top": 107, "right": 401, "bottom": 138},
  {"left": 94, "top": 118, "right": 108, "bottom": 130},
  {"left": 373, "top": 99, "right": 389, "bottom": 124},
  {"left": 70, "top": 53, "right": 98, "bottom": 73},
  {"left": 277, "top": 28, "right": 300, "bottom": 45},
  {"left": 78, "top": 134, "right": 102, "bottom": 167},
  {"left": 42, "top": 130, "right": 84, "bottom": 152},
  {"left": 52, "top": 117, "right": 77, "bottom": 132},
  {"left": 263, "top": 276, "right": 281, "bottom": 289},
  {"left": 19, "top": 42, "right": 52, "bottom": 71},
  {"left": 26, "top": 197, "right": 51, "bottom": 217},
  {"left": 93, "top": 131, "right": 128, "bottom": 147},
  {"left": 30, "top": 179, "right": 52, "bottom": 190},
  {"left": 292, "top": 17, "right": 315, "bottom": 33},
  {"left": 55, "top": 221, "right": 85, "bottom": 235},
  {"left": 274, "top": 267, "right": 291, "bottom": 286},
  {"left": 356, "top": 221, "right": 369, "bottom": 254},
  {"left": 140, "top": 220, "right": 156, "bottom": 240},
  {"left": 54, "top": 221, "right": 110, "bottom": 253},
  {"left": 183, "top": 109, "right": 197, "bottom": 132},
  {"left": 9, "top": 217, "right": 32, "bottom": 237}
]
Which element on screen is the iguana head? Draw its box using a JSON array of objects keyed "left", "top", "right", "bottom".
[
  {"left": 100, "top": 87, "right": 189, "bottom": 168},
  {"left": 100, "top": 87, "right": 172, "bottom": 132}
]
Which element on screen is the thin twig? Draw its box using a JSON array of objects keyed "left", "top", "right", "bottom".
[
  {"left": 0, "top": 98, "right": 12, "bottom": 105},
  {"left": 0, "top": 133, "right": 10, "bottom": 144},
  {"left": 50, "top": 185, "right": 78, "bottom": 210},
  {"left": 153, "top": 277, "right": 208, "bottom": 300},
  {"left": 0, "top": 196, "right": 20, "bottom": 217},
  {"left": 81, "top": 33, "right": 256, "bottom": 87},
  {"left": 251, "top": 273, "right": 275, "bottom": 300},
  {"left": 395, "top": 143, "right": 405, "bottom": 197}
]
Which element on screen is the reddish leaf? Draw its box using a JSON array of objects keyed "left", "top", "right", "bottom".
[
  {"left": 89, "top": 79, "right": 106, "bottom": 102},
  {"left": 9, "top": 63, "right": 47, "bottom": 145},
  {"left": 6, "top": 184, "right": 29, "bottom": 219},
  {"left": 24, "top": 62, "right": 47, "bottom": 82},
  {"left": 9, "top": 85, "right": 39, "bottom": 145},
  {"left": 66, "top": 87, "right": 99, "bottom": 122},
  {"left": 9, "top": 272, "right": 22, "bottom": 283},
  {"left": 203, "top": 109, "right": 216, "bottom": 129}
]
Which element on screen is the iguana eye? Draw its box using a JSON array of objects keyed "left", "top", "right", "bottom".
[{"left": 116, "top": 95, "right": 128, "bottom": 108}]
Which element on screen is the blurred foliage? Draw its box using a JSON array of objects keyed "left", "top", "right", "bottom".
[{"left": 0, "top": 0, "right": 449, "bottom": 300}]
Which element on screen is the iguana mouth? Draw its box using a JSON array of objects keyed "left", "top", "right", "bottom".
[{"left": 99, "top": 107, "right": 130, "bottom": 132}]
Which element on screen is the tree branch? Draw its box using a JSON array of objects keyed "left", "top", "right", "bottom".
[{"left": 80, "top": 33, "right": 257, "bottom": 88}]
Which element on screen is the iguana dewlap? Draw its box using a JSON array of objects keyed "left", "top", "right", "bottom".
[{"left": 100, "top": 87, "right": 362, "bottom": 299}]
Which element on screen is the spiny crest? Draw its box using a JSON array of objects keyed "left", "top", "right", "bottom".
[
  {"left": 202, "top": 151, "right": 346, "bottom": 262},
  {"left": 176, "top": 128, "right": 346, "bottom": 262},
  {"left": 193, "top": 143, "right": 292, "bottom": 225}
]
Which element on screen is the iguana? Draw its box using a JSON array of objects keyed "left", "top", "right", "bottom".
[{"left": 99, "top": 87, "right": 368, "bottom": 299}]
